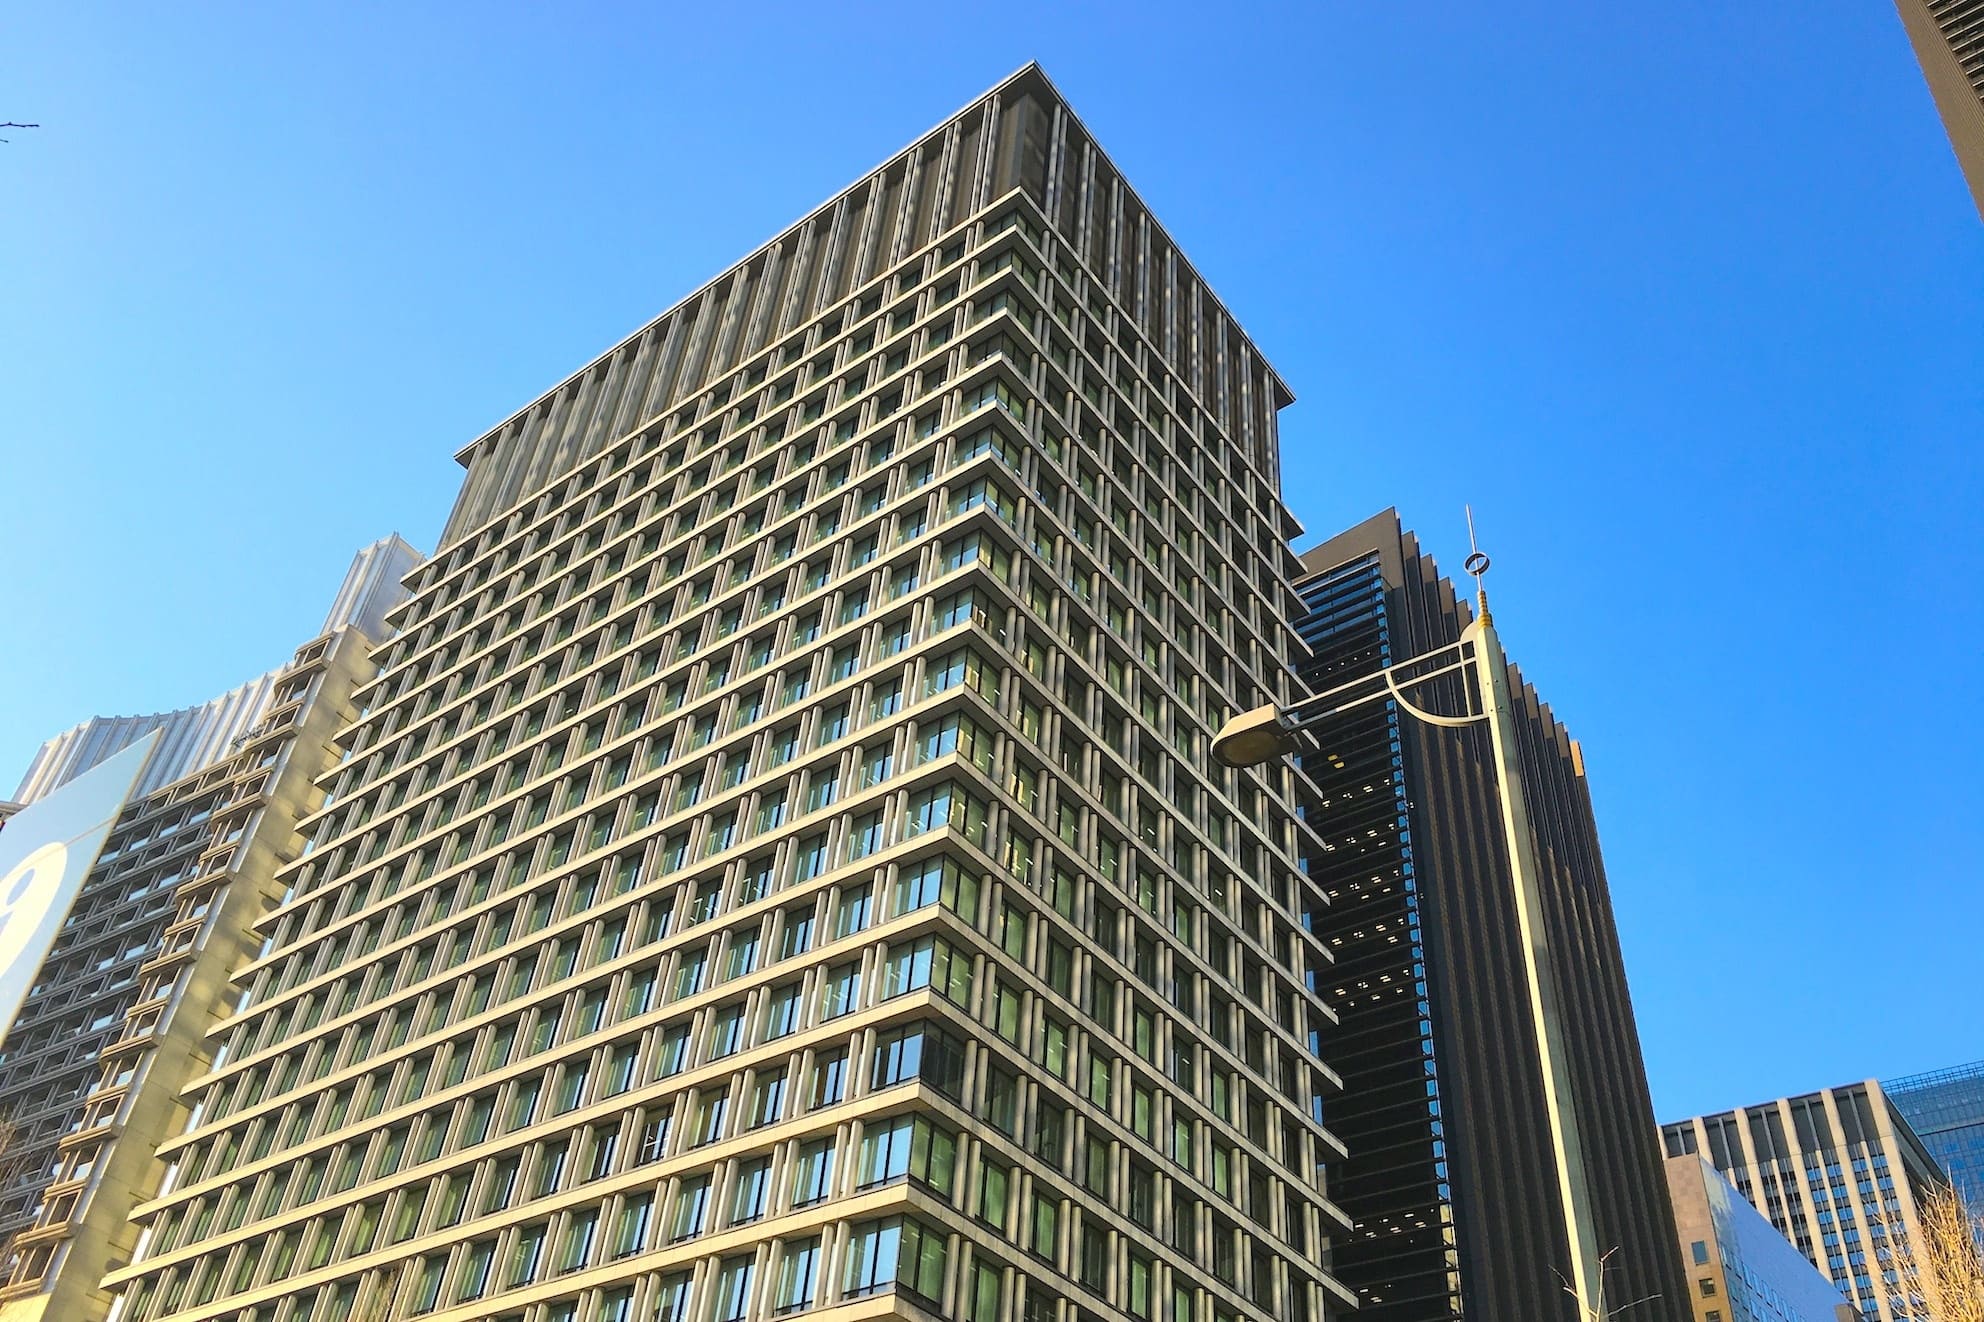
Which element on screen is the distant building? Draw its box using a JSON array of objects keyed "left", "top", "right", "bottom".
[
  {"left": 1885, "top": 1059, "right": 1984, "bottom": 1210},
  {"left": 12, "top": 677, "right": 284, "bottom": 806},
  {"left": 1293, "top": 510, "right": 1689, "bottom": 1322},
  {"left": 1665, "top": 1154, "right": 1860, "bottom": 1322},
  {"left": 0, "top": 536, "right": 419, "bottom": 1322},
  {"left": 12, "top": 537, "right": 420, "bottom": 806},
  {"left": 1662, "top": 1081, "right": 1948, "bottom": 1321},
  {"left": 1892, "top": 0, "right": 1984, "bottom": 218}
]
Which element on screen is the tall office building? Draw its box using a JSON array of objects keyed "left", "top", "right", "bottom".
[
  {"left": 1662, "top": 1080, "right": 1949, "bottom": 1321},
  {"left": 1885, "top": 1059, "right": 1984, "bottom": 1209},
  {"left": 1663, "top": 1156, "right": 1859, "bottom": 1322},
  {"left": 1892, "top": 0, "right": 1984, "bottom": 217},
  {"left": 1292, "top": 509, "right": 1689, "bottom": 1322},
  {"left": 0, "top": 536, "right": 419, "bottom": 1322},
  {"left": 103, "top": 67, "right": 1357, "bottom": 1322}
]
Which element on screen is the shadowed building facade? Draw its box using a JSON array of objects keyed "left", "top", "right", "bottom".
[
  {"left": 103, "top": 66, "right": 1357, "bottom": 1322},
  {"left": 1292, "top": 510, "right": 1689, "bottom": 1322}
]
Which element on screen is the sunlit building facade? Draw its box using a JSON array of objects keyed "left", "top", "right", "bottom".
[
  {"left": 1893, "top": 0, "right": 1984, "bottom": 217},
  {"left": 1664, "top": 1155, "right": 1858, "bottom": 1322},
  {"left": 105, "top": 66, "right": 1356, "bottom": 1322},
  {"left": 0, "top": 537, "right": 418, "bottom": 1322}
]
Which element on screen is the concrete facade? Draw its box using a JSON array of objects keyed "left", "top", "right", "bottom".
[{"left": 102, "top": 66, "right": 1356, "bottom": 1322}]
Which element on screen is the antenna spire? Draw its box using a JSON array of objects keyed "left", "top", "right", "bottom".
[{"left": 1462, "top": 505, "right": 1492, "bottom": 626}]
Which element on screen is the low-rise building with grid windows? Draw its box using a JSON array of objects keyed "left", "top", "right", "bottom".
[
  {"left": 1664, "top": 1155, "right": 1859, "bottom": 1322},
  {"left": 1662, "top": 1081, "right": 1950, "bottom": 1321},
  {"left": 103, "top": 66, "right": 1356, "bottom": 1322}
]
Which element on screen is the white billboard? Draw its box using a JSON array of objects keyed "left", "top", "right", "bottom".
[{"left": 0, "top": 730, "right": 159, "bottom": 1041}]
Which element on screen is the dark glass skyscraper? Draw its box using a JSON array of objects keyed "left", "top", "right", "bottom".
[
  {"left": 1294, "top": 509, "right": 1689, "bottom": 1322},
  {"left": 1885, "top": 1059, "right": 1984, "bottom": 1207}
]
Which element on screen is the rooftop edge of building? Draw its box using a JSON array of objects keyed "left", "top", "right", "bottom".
[{"left": 438, "top": 62, "right": 1299, "bottom": 551}]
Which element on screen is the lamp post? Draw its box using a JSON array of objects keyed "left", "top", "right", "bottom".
[{"left": 1212, "top": 547, "right": 1606, "bottom": 1319}]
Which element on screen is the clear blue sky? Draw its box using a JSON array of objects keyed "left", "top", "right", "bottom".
[{"left": 4, "top": 3, "right": 1978, "bottom": 1121}]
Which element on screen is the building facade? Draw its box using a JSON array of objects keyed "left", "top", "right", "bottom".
[
  {"left": 1291, "top": 509, "right": 1689, "bottom": 1322},
  {"left": 1892, "top": 0, "right": 1984, "bottom": 218},
  {"left": 0, "top": 537, "right": 418, "bottom": 1322},
  {"left": 1662, "top": 1081, "right": 1948, "bottom": 1321},
  {"left": 103, "top": 67, "right": 1358, "bottom": 1322},
  {"left": 1885, "top": 1060, "right": 1984, "bottom": 1210},
  {"left": 1664, "top": 1155, "right": 1859, "bottom": 1322}
]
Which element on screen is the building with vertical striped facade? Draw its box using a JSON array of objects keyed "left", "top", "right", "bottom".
[
  {"left": 101, "top": 65, "right": 1356, "bottom": 1322},
  {"left": 12, "top": 538, "right": 421, "bottom": 808},
  {"left": 1892, "top": 0, "right": 1984, "bottom": 217}
]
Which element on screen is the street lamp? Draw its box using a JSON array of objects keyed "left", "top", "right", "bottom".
[{"left": 1214, "top": 544, "right": 1607, "bottom": 1319}]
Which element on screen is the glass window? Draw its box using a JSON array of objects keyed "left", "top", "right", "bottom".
[
  {"left": 613, "top": 1193, "right": 653, "bottom": 1258},
  {"left": 835, "top": 884, "right": 874, "bottom": 936},
  {"left": 774, "top": 1236, "right": 821, "bottom": 1315},
  {"left": 456, "top": 1238, "right": 495, "bottom": 1302},
  {"left": 654, "top": 1272, "right": 692, "bottom": 1322},
  {"left": 889, "top": 855, "right": 976, "bottom": 918},
  {"left": 979, "top": 1161, "right": 1010, "bottom": 1226},
  {"left": 857, "top": 1116, "right": 958, "bottom": 1194},
  {"left": 714, "top": 1255, "right": 756, "bottom": 1322},
  {"left": 764, "top": 983, "right": 803, "bottom": 1039},
  {"left": 811, "top": 1049, "right": 847, "bottom": 1108},
  {"left": 558, "top": 1207, "right": 598, "bottom": 1273},
  {"left": 883, "top": 935, "right": 973, "bottom": 1004},
  {"left": 748, "top": 1071, "right": 787, "bottom": 1128},
  {"left": 672, "top": 1175, "right": 711, "bottom": 1241},
  {"left": 600, "top": 1286, "right": 636, "bottom": 1322},
  {"left": 507, "top": 1223, "right": 546, "bottom": 1286},
  {"left": 844, "top": 1217, "right": 948, "bottom": 1302},
  {"left": 822, "top": 963, "right": 859, "bottom": 1019},
  {"left": 730, "top": 1157, "right": 771, "bottom": 1224},
  {"left": 792, "top": 1138, "right": 836, "bottom": 1208},
  {"left": 780, "top": 905, "right": 816, "bottom": 959},
  {"left": 710, "top": 1004, "right": 747, "bottom": 1059},
  {"left": 409, "top": 1253, "right": 445, "bottom": 1313},
  {"left": 968, "top": 1261, "right": 1003, "bottom": 1322},
  {"left": 871, "top": 1022, "right": 966, "bottom": 1097},
  {"left": 1032, "top": 1192, "right": 1060, "bottom": 1260}
]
